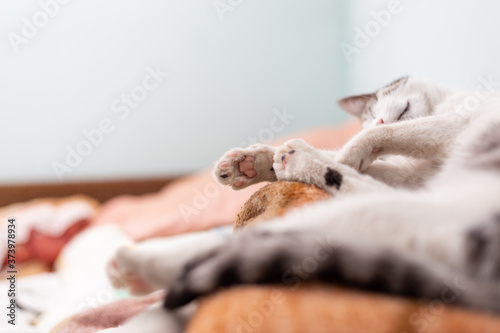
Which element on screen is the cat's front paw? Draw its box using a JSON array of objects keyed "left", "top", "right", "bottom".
[
  {"left": 214, "top": 144, "right": 277, "bottom": 190},
  {"left": 273, "top": 139, "right": 317, "bottom": 179},
  {"left": 272, "top": 139, "right": 343, "bottom": 190},
  {"left": 336, "top": 137, "right": 383, "bottom": 172}
]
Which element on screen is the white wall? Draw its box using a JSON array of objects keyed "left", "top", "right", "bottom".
[
  {"left": 343, "top": 0, "right": 500, "bottom": 93},
  {"left": 2, "top": 0, "right": 500, "bottom": 184},
  {"left": 0, "top": 0, "right": 348, "bottom": 184}
]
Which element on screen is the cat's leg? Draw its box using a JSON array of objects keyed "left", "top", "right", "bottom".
[
  {"left": 336, "top": 113, "right": 470, "bottom": 171},
  {"left": 212, "top": 139, "right": 389, "bottom": 193},
  {"left": 272, "top": 138, "right": 391, "bottom": 195},
  {"left": 164, "top": 191, "right": 500, "bottom": 313},
  {"left": 214, "top": 144, "right": 277, "bottom": 189},
  {"left": 107, "top": 229, "right": 229, "bottom": 295},
  {"left": 365, "top": 157, "right": 442, "bottom": 189}
]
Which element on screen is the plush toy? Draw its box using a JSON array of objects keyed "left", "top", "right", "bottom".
[{"left": 234, "top": 180, "right": 330, "bottom": 229}]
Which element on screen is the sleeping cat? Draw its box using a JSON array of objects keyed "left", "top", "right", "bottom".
[
  {"left": 215, "top": 76, "right": 459, "bottom": 192},
  {"left": 103, "top": 77, "right": 500, "bottom": 333}
]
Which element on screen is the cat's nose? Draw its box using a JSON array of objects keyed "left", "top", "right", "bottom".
[{"left": 376, "top": 118, "right": 385, "bottom": 125}]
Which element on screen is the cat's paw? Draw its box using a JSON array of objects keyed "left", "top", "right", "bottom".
[
  {"left": 273, "top": 139, "right": 313, "bottom": 174},
  {"left": 272, "top": 139, "right": 342, "bottom": 190},
  {"left": 106, "top": 245, "right": 157, "bottom": 295},
  {"left": 336, "top": 135, "right": 383, "bottom": 172},
  {"left": 214, "top": 144, "right": 277, "bottom": 190},
  {"left": 107, "top": 232, "right": 229, "bottom": 297}
]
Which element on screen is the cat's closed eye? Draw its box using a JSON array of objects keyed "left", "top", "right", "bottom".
[{"left": 397, "top": 101, "right": 410, "bottom": 121}]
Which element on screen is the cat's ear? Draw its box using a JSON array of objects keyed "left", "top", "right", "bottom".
[
  {"left": 337, "top": 94, "right": 376, "bottom": 118},
  {"left": 383, "top": 76, "right": 409, "bottom": 90}
]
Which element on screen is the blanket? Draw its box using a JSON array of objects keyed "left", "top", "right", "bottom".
[{"left": 52, "top": 181, "right": 500, "bottom": 332}]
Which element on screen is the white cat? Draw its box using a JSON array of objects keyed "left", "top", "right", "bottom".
[
  {"left": 215, "top": 77, "right": 476, "bottom": 191},
  {"left": 103, "top": 77, "right": 500, "bottom": 333}
]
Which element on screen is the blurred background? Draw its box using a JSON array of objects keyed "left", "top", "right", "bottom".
[{"left": 1, "top": 0, "right": 499, "bottom": 185}]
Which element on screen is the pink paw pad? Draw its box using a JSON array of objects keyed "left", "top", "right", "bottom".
[
  {"left": 128, "top": 276, "right": 150, "bottom": 293},
  {"left": 281, "top": 150, "right": 295, "bottom": 167},
  {"left": 219, "top": 172, "right": 231, "bottom": 179},
  {"left": 234, "top": 179, "right": 246, "bottom": 187},
  {"left": 110, "top": 259, "right": 118, "bottom": 269},
  {"left": 239, "top": 156, "right": 257, "bottom": 178}
]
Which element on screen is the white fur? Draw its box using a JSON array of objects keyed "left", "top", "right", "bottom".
[{"left": 107, "top": 228, "right": 230, "bottom": 294}]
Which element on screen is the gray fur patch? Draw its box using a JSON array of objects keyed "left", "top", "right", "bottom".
[{"left": 463, "top": 122, "right": 500, "bottom": 170}]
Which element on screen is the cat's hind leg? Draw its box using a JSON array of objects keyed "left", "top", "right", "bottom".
[
  {"left": 164, "top": 227, "right": 454, "bottom": 310},
  {"left": 107, "top": 229, "right": 229, "bottom": 295},
  {"left": 164, "top": 210, "right": 500, "bottom": 313},
  {"left": 214, "top": 144, "right": 277, "bottom": 189}
]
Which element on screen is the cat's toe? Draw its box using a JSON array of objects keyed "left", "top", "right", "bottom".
[
  {"left": 106, "top": 258, "right": 128, "bottom": 289},
  {"left": 233, "top": 176, "right": 250, "bottom": 188},
  {"left": 214, "top": 149, "right": 248, "bottom": 186},
  {"left": 282, "top": 138, "right": 311, "bottom": 149},
  {"left": 279, "top": 149, "right": 295, "bottom": 168},
  {"left": 273, "top": 139, "right": 320, "bottom": 180},
  {"left": 106, "top": 246, "right": 155, "bottom": 295},
  {"left": 336, "top": 146, "right": 376, "bottom": 172}
]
